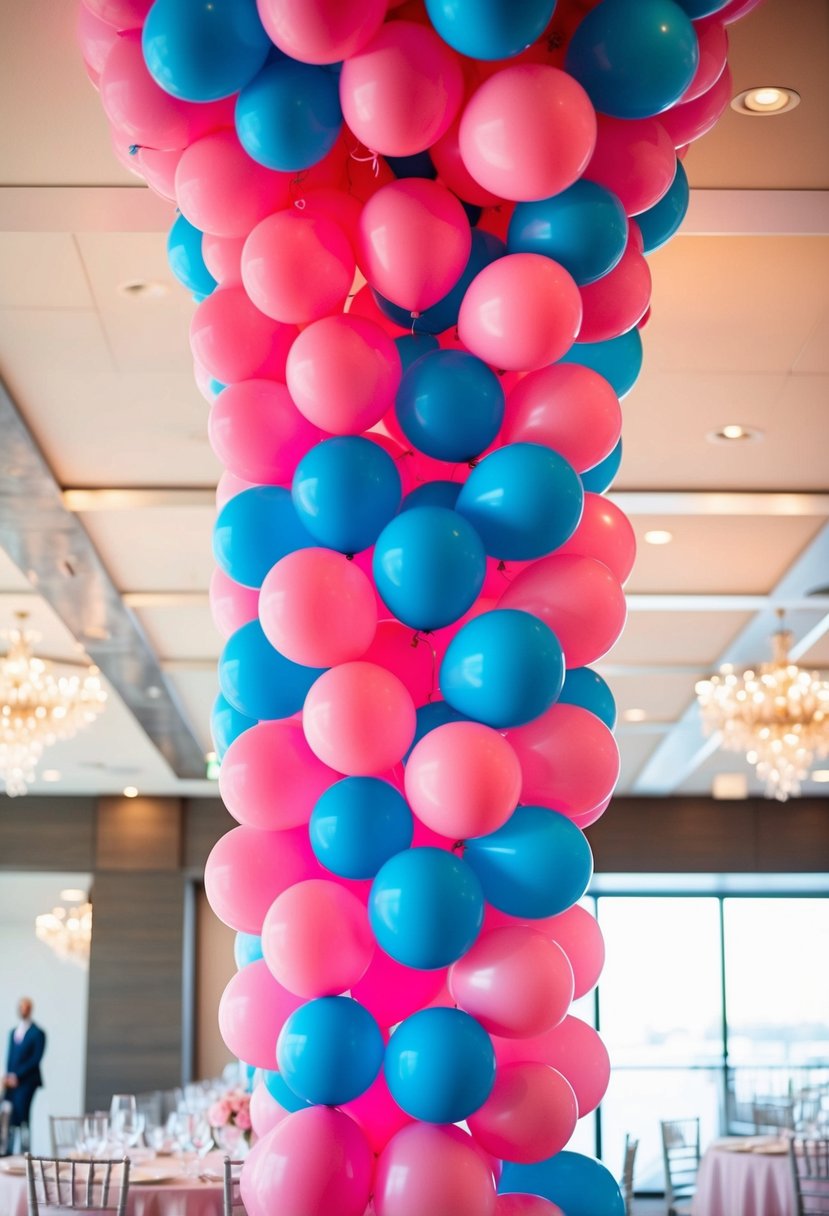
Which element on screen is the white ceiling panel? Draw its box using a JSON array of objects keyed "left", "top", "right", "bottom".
[
  {"left": 0, "top": 232, "right": 93, "bottom": 309},
  {"left": 614, "top": 732, "right": 663, "bottom": 794},
  {"left": 607, "top": 672, "right": 703, "bottom": 724},
  {"left": 603, "top": 610, "right": 753, "bottom": 668},
  {"left": 794, "top": 308, "right": 829, "bottom": 375},
  {"left": 0, "top": 308, "right": 113, "bottom": 375},
  {"left": 135, "top": 603, "right": 221, "bottom": 663},
  {"left": 0, "top": 548, "right": 34, "bottom": 593},
  {"left": 81, "top": 506, "right": 215, "bottom": 593},
  {"left": 166, "top": 667, "right": 220, "bottom": 756}
]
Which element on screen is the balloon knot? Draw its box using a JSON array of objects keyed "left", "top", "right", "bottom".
[
  {"left": 128, "top": 145, "right": 141, "bottom": 156},
  {"left": 468, "top": 458, "right": 479, "bottom": 469},
  {"left": 497, "top": 560, "right": 507, "bottom": 572},
  {"left": 293, "top": 197, "right": 307, "bottom": 211},
  {"left": 351, "top": 145, "right": 380, "bottom": 177},
  {"left": 345, "top": 553, "right": 354, "bottom": 562},
  {"left": 411, "top": 632, "right": 421, "bottom": 650},
  {"left": 452, "top": 840, "right": 465, "bottom": 853}
]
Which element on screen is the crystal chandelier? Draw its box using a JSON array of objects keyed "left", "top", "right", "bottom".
[
  {"left": 695, "top": 613, "right": 829, "bottom": 801},
  {"left": 0, "top": 614, "right": 107, "bottom": 797},
  {"left": 35, "top": 899, "right": 93, "bottom": 968}
]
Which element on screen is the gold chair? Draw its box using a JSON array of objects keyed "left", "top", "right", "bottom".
[
  {"left": 790, "top": 1137, "right": 829, "bottom": 1216},
  {"left": 26, "top": 1155, "right": 130, "bottom": 1216},
  {"left": 620, "top": 1133, "right": 639, "bottom": 1216},
  {"left": 660, "top": 1117, "right": 700, "bottom": 1216}
]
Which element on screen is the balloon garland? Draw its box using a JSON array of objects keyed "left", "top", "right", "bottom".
[{"left": 79, "top": 0, "right": 761, "bottom": 1211}]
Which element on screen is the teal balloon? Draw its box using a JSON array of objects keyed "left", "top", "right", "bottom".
[
  {"left": 401, "top": 481, "right": 461, "bottom": 513},
  {"left": 213, "top": 486, "right": 315, "bottom": 589},
  {"left": 219, "top": 621, "right": 325, "bottom": 721},
  {"left": 210, "top": 693, "right": 256, "bottom": 760},
  {"left": 310, "top": 777, "right": 413, "bottom": 880},
  {"left": 395, "top": 349, "right": 505, "bottom": 462},
  {"left": 277, "top": 997, "right": 384, "bottom": 1106},
  {"left": 676, "top": 0, "right": 729, "bottom": 14},
  {"left": 373, "top": 506, "right": 486, "bottom": 631},
  {"left": 236, "top": 59, "right": 342, "bottom": 172},
  {"left": 456, "top": 443, "right": 583, "bottom": 561},
  {"left": 558, "top": 668, "right": 617, "bottom": 730},
  {"left": 635, "top": 160, "right": 689, "bottom": 253},
  {"left": 581, "top": 440, "right": 622, "bottom": 494},
  {"left": 142, "top": 0, "right": 270, "bottom": 102},
  {"left": 262, "top": 1069, "right": 312, "bottom": 1113},
  {"left": 167, "top": 214, "right": 217, "bottom": 297},
  {"left": 395, "top": 333, "right": 439, "bottom": 374},
  {"left": 233, "top": 932, "right": 263, "bottom": 969},
  {"left": 292, "top": 437, "right": 402, "bottom": 555},
  {"left": 499, "top": 1152, "right": 625, "bottom": 1216},
  {"left": 369, "top": 848, "right": 484, "bottom": 969},
  {"left": 559, "top": 330, "right": 643, "bottom": 399},
  {"left": 464, "top": 806, "right": 593, "bottom": 919},
  {"left": 385, "top": 1008, "right": 496, "bottom": 1123},
  {"left": 508, "top": 181, "right": 629, "bottom": 285},
  {"left": 404, "top": 701, "right": 470, "bottom": 762},
  {"left": 565, "top": 0, "right": 699, "bottom": 119},
  {"left": 424, "top": 0, "right": 556, "bottom": 60}
]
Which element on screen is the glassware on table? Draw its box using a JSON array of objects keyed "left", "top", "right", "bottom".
[
  {"left": 109, "top": 1094, "right": 137, "bottom": 1126},
  {"left": 78, "top": 1114, "right": 109, "bottom": 1158}
]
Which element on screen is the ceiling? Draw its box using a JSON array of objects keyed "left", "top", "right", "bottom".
[{"left": 0, "top": 0, "right": 828, "bottom": 802}]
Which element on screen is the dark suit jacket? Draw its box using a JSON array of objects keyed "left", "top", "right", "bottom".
[{"left": 5, "top": 1024, "right": 46, "bottom": 1124}]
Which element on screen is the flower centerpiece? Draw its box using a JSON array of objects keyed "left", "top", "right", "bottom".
[{"left": 207, "top": 1087, "right": 253, "bottom": 1156}]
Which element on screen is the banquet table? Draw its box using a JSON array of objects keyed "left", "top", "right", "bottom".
[{"left": 691, "top": 1137, "right": 796, "bottom": 1216}]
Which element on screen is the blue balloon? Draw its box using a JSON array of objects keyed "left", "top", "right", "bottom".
[
  {"left": 236, "top": 60, "right": 343, "bottom": 172},
  {"left": 370, "top": 848, "right": 484, "bottom": 969},
  {"left": 167, "top": 214, "right": 217, "bottom": 298},
  {"left": 277, "top": 997, "right": 384, "bottom": 1106},
  {"left": 441, "top": 609, "right": 564, "bottom": 729},
  {"left": 404, "top": 700, "right": 470, "bottom": 762},
  {"left": 385, "top": 151, "right": 436, "bottom": 180},
  {"left": 233, "top": 932, "right": 263, "bottom": 969},
  {"left": 635, "top": 159, "right": 689, "bottom": 253},
  {"left": 456, "top": 443, "right": 584, "bottom": 561},
  {"left": 565, "top": 0, "right": 699, "bottom": 119},
  {"left": 262, "top": 1069, "right": 312, "bottom": 1113},
  {"left": 395, "top": 350, "right": 505, "bottom": 462},
  {"left": 400, "top": 481, "right": 462, "bottom": 513},
  {"left": 373, "top": 506, "right": 487, "bottom": 631},
  {"left": 558, "top": 668, "right": 617, "bottom": 730},
  {"left": 558, "top": 330, "right": 643, "bottom": 399},
  {"left": 500, "top": 1152, "right": 625, "bottom": 1216},
  {"left": 292, "top": 437, "right": 402, "bottom": 555},
  {"left": 142, "top": 0, "right": 270, "bottom": 102},
  {"left": 581, "top": 440, "right": 622, "bottom": 494},
  {"left": 675, "top": 0, "right": 730, "bottom": 15},
  {"left": 385, "top": 1008, "right": 496, "bottom": 1123},
  {"left": 460, "top": 200, "right": 483, "bottom": 227},
  {"left": 395, "top": 333, "right": 439, "bottom": 374},
  {"left": 310, "top": 777, "right": 413, "bottom": 880},
  {"left": 210, "top": 693, "right": 256, "bottom": 760},
  {"left": 464, "top": 806, "right": 594, "bottom": 919},
  {"left": 213, "top": 486, "right": 315, "bottom": 589},
  {"left": 219, "top": 621, "right": 325, "bottom": 721},
  {"left": 424, "top": 0, "right": 557, "bottom": 60},
  {"left": 508, "top": 181, "right": 629, "bottom": 286}
]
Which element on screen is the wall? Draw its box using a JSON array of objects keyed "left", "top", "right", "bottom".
[{"left": 195, "top": 886, "right": 235, "bottom": 1081}]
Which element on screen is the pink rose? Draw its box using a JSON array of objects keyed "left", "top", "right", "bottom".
[
  {"left": 235, "top": 1108, "right": 252, "bottom": 1131},
  {"left": 209, "top": 1099, "right": 231, "bottom": 1127}
]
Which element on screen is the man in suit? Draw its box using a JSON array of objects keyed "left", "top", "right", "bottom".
[{"left": 2, "top": 997, "right": 46, "bottom": 1154}]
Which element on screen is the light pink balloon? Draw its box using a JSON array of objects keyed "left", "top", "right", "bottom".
[
  {"left": 249, "top": 1080, "right": 290, "bottom": 1139},
  {"left": 352, "top": 949, "right": 447, "bottom": 1028},
  {"left": 241, "top": 1107, "right": 374, "bottom": 1216},
  {"left": 261, "top": 879, "right": 374, "bottom": 998},
  {"left": 459, "top": 66, "right": 596, "bottom": 203},
  {"left": 135, "top": 146, "right": 182, "bottom": 203},
  {"left": 496, "top": 1194, "right": 564, "bottom": 1215},
  {"left": 585, "top": 115, "right": 677, "bottom": 216},
  {"left": 359, "top": 179, "right": 471, "bottom": 312},
  {"left": 493, "top": 1016, "right": 610, "bottom": 1117},
  {"left": 77, "top": 4, "right": 119, "bottom": 82},
  {"left": 546, "top": 905, "right": 606, "bottom": 1000},
  {"left": 209, "top": 380, "right": 321, "bottom": 485},
  {"left": 82, "top": 0, "right": 151, "bottom": 28},
  {"left": 360, "top": 621, "right": 437, "bottom": 706},
  {"left": 557, "top": 492, "right": 636, "bottom": 585},
  {"left": 431, "top": 114, "right": 503, "bottom": 207},
  {"left": 218, "top": 959, "right": 303, "bottom": 1068},
  {"left": 458, "top": 253, "right": 582, "bottom": 373},
  {"left": 340, "top": 21, "right": 463, "bottom": 157},
  {"left": 449, "top": 926, "right": 574, "bottom": 1038},
  {"left": 204, "top": 824, "right": 320, "bottom": 934},
  {"left": 242, "top": 211, "right": 355, "bottom": 325},
  {"left": 299, "top": 189, "right": 364, "bottom": 262},
  {"left": 498, "top": 553, "right": 626, "bottom": 668},
  {"left": 286, "top": 316, "right": 402, "bottom": 435},
  {"left": 374, "top": 1124, "right": 497, "bottom": 1216},
  {"left": 578, "top": 241, "right": 652, "bottom": 343},
  {"left": 507, "top": 703, "right": 620, "bottom": 819},
  {"left": 219, "top": 719, "right": 339, "bottom": 831},
  {"left": 504, "top": 363, "right": 621, "bottom": 475},
  {"left": 303, "top": 662, "right": 416, "bottom": 776},
  {"left": 468, "top": 1063, "right": 578, "bottom": 1165},
  {"left": 341, "top": 1071, "right": 415, "bottom": 1154},
  {"left": 176, "top": 131, "right": 292, "bottom": 240},
  {"left": 681, "top": 19, "right": 728, "bottom": 103},
  {"left": 99, "top": 31, "right": 195, "bottom": 149},
  {"left": 202, "top": 233, "right": 245, "bottom": 285},
  {"left": 190, "top": 286, "right": 298, "bottom": 384},
  {"left": 660, "top": 65, "right": 733, "bottom": 149},
  {"left": 216, "top": 471, "right": 257, "bottom": 513},
  {"left": 256, "top": 0, "right": 386, "bottom": 64},
  {"left": 210, "top": 567, "right": 260, "bottom": 640},
  {"left": 405, "top": 722, "right": 521, "bottom": 840}
]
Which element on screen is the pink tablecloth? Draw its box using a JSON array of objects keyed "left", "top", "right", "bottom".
[
  {"left": 0, "top": 1159, "right": 225, "bottom": 1216},
  {"left": 691, "top": 1140, "right": 795, "bottom": 1216}
]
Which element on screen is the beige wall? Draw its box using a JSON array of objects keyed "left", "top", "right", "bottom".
[{"left": 195, "top": 885, "right": 235, "bottom": 1081}]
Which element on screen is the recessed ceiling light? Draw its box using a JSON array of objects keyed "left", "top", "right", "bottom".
[
  {"left": 123, "top": 786, "right": 139, "bottom": 799},
  {"left": 707, "top": 424, "right": 764, "bottom": 445},
  {"left": 811, "top": 770, "right": 829, "bottom": 783},
  {"left": 42, "top": 769, "right": 61, "bottom": 782},
  {"left": 118, "top": 279, "right": 169, "bottom": 300},
  {"left": 145, "top": 685, "right": 162, "bottom": 700},
  {"left": 60, "top": 888, "right": 87, "bottom": 902},
  {"left": 713, "top": 773, "right": 749, "bottom": 800},
  {"left": 623, "top": 708, "right": 648, "bottom": 722},
  {"left": 731, "top": 86, "right": 801, "bottom": 116},
  {"left": 644, "top": 530, "right": 673, "bottom": 546}
]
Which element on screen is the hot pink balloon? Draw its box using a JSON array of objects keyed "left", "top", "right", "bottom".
[
  {"left": 569, "top": 795, "right": 611, "bottom": 830},
  {"left": 99, "top": 32, "right": 195, "bottom": 149},
  {"left": 300, "top": 189, "right": 364, "bottom": 261},
  {"left": 303, "top": 662, "right": 416, "bottom": 776},
  {"left": 202, "top": 233, "right": 245, "bottom": 285},
  {"left": 468, "top": 1062, "right": 578, "bottom": 1165},
  {"left": 348, "top": 284, "right": 408, "bottom": 338},
  {"left": 499, "top": 553, "right": 626, "bottom": 668},
  {"left": 351, "top": 948, "right": 447, "bottom": 1028},
  {"left": 585, "top": 115, "right": 677, "bottom": 216},
  {"left": 504, "top": 363, "right": 621, "bottom": 475},
  {"left": 216, "top": 471, "right": 256, "bottom": 513},
  {"left": 360, "top": 621, "right": 437, "bottom": 707},
  {"left": 578, "top": 242, "right": 652, "bottom": 343},
  {"left": 218, "top": 959, "right": 303, "bottom": 1068},
  {"left": 341, "top": 1071, "right": 415, "bottom": 1154},
  {"left": 77, "top": 4, "right": 119, "bottom": 83},
  {"left": 557, "top": 492, "right": 636, "bottom": 585},
  {"left": 210, "top": 567, "right": 260, "bottom": 640},
  {"left": 494, "top": 1016, "right": 610, "bottom": 1117},
  {"left": 682, "top": 19, "right": 728, "bottom": 103},
  {"left": 507, "top": 703, "right": 620, "bottom": 818},
  {"left": 459, "top": 65, "right": 596, "bottom": 202},
  {"left": 660, "top": 65, "right": 733, "bottom": 149},
  {"left": 256, "top": 0, "right": 386, "bottom": 64},
  {"left": 219, "top": 719, "right": 339, "bottom": 832},
  {"left": 359, "top": 179, "right": 471, "bottom": 312},
  {"left": 134, "top": 146, "right": 182, "bottom": 203},
  {"left": 546, "top": 905, "right": 606, "bottom": 1000},
  {"left": 458, "top": 253, "right": 582, "bottom": 373},
  {"left": 286, "top": 316, "right": 402, "bottom": 435},
  {"left": 262, "top": 879, "right": 374, "bottom": 998},
  {"left": 176, "top": 131, "right": 292, "bottom": 240},
  {"left": 249, "top": 1080, "right": 289, "bottom": 1139},
  {"left": 82, "top": 0, "right": 151, "bottom": 28},
  {"left": 190, "top": 286, "right": 298, "bottom": 385},
  {"left": 209, "top": 380, "right": 321, "bottom": 485},
  {"left": 405, "top": 722, "right": 522, "bottom": 840},
  {"left": 718, "top": 0, "right": 763, "bottom": 22},
  {"left": 204, "top": 824, "right": 320, "bottom": 934},
  {"left": 496, "top": 1194, "right": 564, "bottom": 1215},
  {"left": 431, "top": 115, "right": 503, "bottom": 207},
  {"left": 374, "top": 1124, "right": 497, "bottom": 1216},
  {"left": 242, "top": 211, "right": 355, "bottom": 326}
]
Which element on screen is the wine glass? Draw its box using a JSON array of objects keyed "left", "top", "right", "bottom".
[
  {"left": 109, "top": 1094, "right": 137, "bottom": 1126},
  {"left": 81, "top": 1114, "right": 109, "bottom": 1158}
]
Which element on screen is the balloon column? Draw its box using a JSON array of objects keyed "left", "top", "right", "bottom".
[{"left": 79, "top": 0, "right": 760, "bottom": 1211}]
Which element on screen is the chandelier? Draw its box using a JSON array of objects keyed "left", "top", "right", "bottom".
[
  {"left": 35, "top": 898, "right": 93, "bottom": 968},
  {"left": 695, "top": 612, "right": 829, "bottom": 801},
  {"left": 0, "top": 614, "right": 107, "bottom": 797}
]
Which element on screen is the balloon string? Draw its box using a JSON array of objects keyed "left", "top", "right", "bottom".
[
  {"left": 350, "top": 145, "right": 380, "bottom": 177},
  {"left": 412, "top": 631, "right": 438, "bottom": 701},
  {"left": 497, "top": 559, "right": 514, "bottom": 584}
]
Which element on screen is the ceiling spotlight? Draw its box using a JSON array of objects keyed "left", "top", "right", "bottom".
[
  {"left": 707, "top": 424, "right": 763, "bottom": 445},
  {"left": 42, "top": 770, "right": 61, "bottom": 783},
  {"left": 811, "top": 770, "right": 829, "bottom": 783},
  {"left": 123, "top": 785, "right": 139, "bottom": 799},
  {"left": 731, "top": 86, "right": 801, "bottom": 116},
  {"left": 623, "top": 708, "right": 648, "bottom": 723},
  {"left": 145, "top": 685, "right": 162, "bottom": 700},
  {"left": 118, "top": 279, "right": 170, "bottom": 300},
  {"left": 644, "top": 530, "right": 673, "bottom": 546},
  {"left": 60, "top": 888, "right": 87, "bottom": 902}
]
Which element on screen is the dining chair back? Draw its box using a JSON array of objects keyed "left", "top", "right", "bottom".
[
  {"left": 620, "top": 1133, "right": 639, "bottom": 1216},
  {"left": 660, "top": 1117, "right": 700, "bottom": 1216},
  {"left": 48, "top": 1116, "right": 84, "bottom": 1159},
  {"left": 0, "top": 1101, "right": 11, "bottom": 1156},
  {"left": 25, "top": 1155, "right": 130, "bottom": 1215},
  {"left": 754, "top": 1098, "right": 795, "bottom": 1134},
  {"left": 223, "top": 1156, "right": 247, "bottom": 1216},
  {"left": 790, "top": 1137, "right": 829, "bottom": 1216}
]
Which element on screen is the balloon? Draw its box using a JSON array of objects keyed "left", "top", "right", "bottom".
[
  {"left": 395, "top": 350, "right": 504, "bottom": 461},
  {"left": 386, "top": 150, "right": 438, "bottom": 180},
  {"left": 213, "top": 486, "right": 315, "bottom": 589},
  {"left": 204, "top": 824, "right": 319, "bottom": 933},
  {"left": 249, "top": 1080, "right": 289, "bottom": 1138},
  {"left": 585, "top": 115, "right": 678, "bottom": 217},
  {"left": 373, "top": 507, "right": 487, "bottom": 631},
  {"left": 218, "top": 960, "right": 303, "bottom": 1067},
  {"left": 209, "top": 567, "right": 259, "bottom": 639},
  {"left": 167, "top": 214, "right": 216, "bottom": 298},
  {"left": 352, "top": 946, "right": 447, "bottom": 1028},
  {"left": 499, "top": 1151, "right": 624, "bottom": 1216},
  {"left": 236, "top": 60, "right": 342, "bottom": 171},
  {"left": 546, "top": 904, "right": 606, "bottom": 999},
  {"left": 718, "top": 0, "right": 763, "bottom": 22},
  {"left": 507, "top": 704, "right": 621, "bottom": 817},
  {"left": 286, "top": 315, "right": 402, "bottom": 436},
  {"left": 468, "top": 1062, "right": 578, "bottom": 1164},
  {"left": 681, "top": 17, "right": 728, "bottom": 101},
  {"left": 677, "top": 0, "right": 729, "bottom": 13},
  {"left": 385, "top": 1007, "right": 496, "bottom": 1123},
  {"left": 261, "top": 879, "right": 374, "bottom": 998},
  {"left": 262, "top": 1069, "right": 312, "bottom": 1113},
  {"left": 100, "top": 32, "right": 197, "bottom": 150},
  {"left": 215, "top": 471, "right": 257, "bottom": 512},
  {"left": 659, "top": 63, "right": 733, "bottom": 147},
  {"left": 292, "top": 437, "right": 402, "bottom": 554},
  {"left": 211, "top": 692, "right": 256, "bottom": 759},
  {"left": 233, "top": 933, "right": 263, "bottom": 974},
  {"left": 503, "top": 364, "right": 621, "bottom": 475},
  {"left": 277, "top": 996, "right": 384, "bottom": 1105},
  {"left": 369, "top": 847, "right": 484, "bottom": 968},
  {"left": 496, "top": 1197, "right": 564, "bottom": 1216},
  {"left": 303, "top": 662, "right": 416, "bottom": 776},
  {"left": 83, "top": 0, "right": 151, "bottom": 31},
  {"left": 360, "top": 620, "right": 438, "bottom": 708},
  {"left": 359, "top": 179, "right": 471, "bottom": 312},
  {"left": 456, "top": 444, "right": 583, "bottom": 561},
  {"left": 142, "top": 0, "right": 270, "bottom": 102},
  {"left": 219, "top": 620, "right": 325, "bottom": 720},
  {"left": 430, "top": 116, "right": 503, "bottom": 208},
  {"left": 190, "top": 285, "right": 297, "bottom": 384},
  {"left": 577, "top": 240, "right": 652, "bottom": 342},
  {"left": 405, "top": 722, "right": 522, "bottom": 839},
  {"left": 449, "top": 926, "right": 574, "bottom": 1038},
  {"left": 424, "top": 0, "right": 556, "bottom": 60},
  {"left": 559, "top": 328, "right": 643, "bottom": 399},
  {"left": 404, "top": 701, "right": 470, "bottom": 763},
  {"left": 339, "top": 21, "right": 463, "bottom": 157},
  {"left": 458, "top": 254, "right": 582, "bottom": 372},
  {"left": 176, "top": 131, "right": 291, "bottom": 239},
  {"left": 219, "top": 718, "right": 338, "bottom": 831},
  {"left": 508, "top": 181, "right": 628, "bottom": 286},
  {"left": 635, "top": 159, "right": 689, "bottom": 252},
  {"left": 396, "top": 332, "right": 440, "bottom": 372},
  {"left": 374, "top": 1124, "right": 497, "bottom": 1216},
  {"left": 495, "top": 1015, "right": 610, "bottom": 1116},
  {"left": 202, "top": 233, "right": 245, "bottom": 285},
  {"left": 557, "top": 492, "right": 637, "bottom": 584},
  {"left": 134, "top": 144, "right": 182, "bottom": 202},
  {"left": 400, "top": 481, "right": 462, "bottom": 513},
  {"left": 310, "top": 777, "right": 413, "bottom": 879},
  {"left": 341, "top": 1071, "right": 415, "bottom": 1155},
  {"left": 256, "top": 0, "right": 386, "bottom": 64},
  {"left": 557, "top": 667, "right": 617, "bottom": 731},
  {"left": 581, "top": 439, "right": 623, "bottom": 493},
  {"left": 242, "top": 210, "right": 355, "bottom": 325},
  {"left": 464, "top": 806, "right": 593, "bottom": 919},
  {"left": 299, "top": 187, "right": 364, "bottom": 259},
  {"left": 208, "top": 379, "right": 321, "bottom": 485}
]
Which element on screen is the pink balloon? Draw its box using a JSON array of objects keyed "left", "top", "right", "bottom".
[
  {"left": 360, "top": 621, "right": 437, "bottom": 707},
  {"left": 496, "top": 1194, "right": 564, "bottom": 1215},
  {"left": 209, "top": 568, "right": 259, "bottom": 639},
  {"left": 578, "top": 241, "right": 652, "bottom": 343},
  {"left": 431, "top": 115, "right": 503, "bottom": 207},
  {"left": 190, "top": 286, "right": 298, "bottom": 384},
  {"left": 134, "top": 146, "right": 182, "bottom": 203},
  {"left": 209, "top": 380, "right": 321, "bottom": 485},
  {"left": 449, "top": 926, "right": 574, "bottom": 1038},
  {"left": 77, "top": 4, "right": 119, "bottom": 81},
  {"left": 585, "top": 115, "right": 677, "bottom": 216},
  {"left": 176, "top": 131, "right": 292, "bottom": 240},
  {"left": 202, "top": 233, "right": 245, "bottom": 285},
  {"left": 405, "top": 722, "right": 521, "bottom": 840},
  {"left": 353, "top": 947, "right": 447, "bottom": 1028},
  {"left": 262, "top": 879, "right": 374, "bottom": 999},
  {"left": 241, "top": 1108, "right": 374, "bottom": 1216},
  {"left": 99, "top": 31, "right": 194, "bottom": 150},
  {"left": 504, "top": 364, "right": 621, "bottom": 475},
  {"left": 468, "top": 1063, "right": 578, "bottom": 1165},
  {"left": 242, "top": 211, "right": 355, "bottom": 325},
  {"left": 219, "top": 719, "right": 339, "bottom": 832},
  {"left": 459, "top": 66, "right": 596, "bottom": 203},
  {"left": 303, "top": 662, "right": 416, "bottom": 776},
  {"left": 374, "top": 1124, "right": 497, "bottom": 1216},
  {"left": 299, "top": 189, "right": 364, "bottom": 262},
  {"left": 218, "top": 959, "right": 303, "bottom": 1068},
  {"left": 458, "top": 254, "right": 582, "bottom": 373},
  {"left": 499, "top": 554, "right": 626, "bottom": 668},
  {"left": 256, "top": 0, "right": 386, "bottom": 64},
  {"left": 682, "top": 19, "right": 728, "bottom": 103},
  {"left": 348, "top": 284, "right": 409, "bottom": 338},
  {"left": 557, "top": 492, "right": 636, "bottom": 585},
  {"left": 569, "top": 795, "right": 611, "bottom": 830},
  {"left": 286, "top": 316, "right": 402, "bottom": 435},
  {"left": 660, "top": 65, "right": 733, "bottom": 149},
  {"left": 341, "top": 1071, "right": 415, "bottom": 1154},
  {"left": 493, "top": 1016, "right": 610, "bottom": 1117},
  {"left": 204, "top": 824, "right": 320, "bottom": 933},
  {"left": 340, "top": 21, "right": 463, "bottom": 157},
  {"left": 249, "top": 1081, "right": 289, "bottom": 1139},
  {"left": 216, "top": 471, "right": 257, "bottom": 513},
  {"left": 507, "top": 703, "right": 620, "bottom": 818},
  {"left": 81, "top": 0, "right": 151, "bottom": 28},
  {"left": 546, "top": 905, "right": 606, "bottom": 1000},
  {"left": 359, "top": 179, "right": 471, "bottom": 312},
  {"left": 260, "top": 548, "right": 378, "bottom": 668},
  {"left": 718, "top": 0, "right": 763, "bottom": 22}
]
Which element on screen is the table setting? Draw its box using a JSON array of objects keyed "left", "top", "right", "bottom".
[{"left": 691, "top": 1135, "right": 797, "bottom": 1216}]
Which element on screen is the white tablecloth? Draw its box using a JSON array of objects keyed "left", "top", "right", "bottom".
[
  {"left": 0, "top": 1157, "right": 225, "bottom": 1216},
  {"left": 691, "top": 1139, "right": 795, "bottom": 1216}
]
